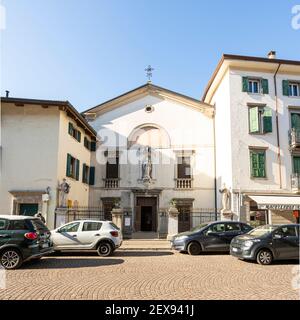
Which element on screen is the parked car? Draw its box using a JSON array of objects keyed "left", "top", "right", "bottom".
[
  {"left": 51, "top": 220, "right": 122, "bottom": 256},
  {"left": 0, "top": 215, "right": 53, "bottom": 269},
  {"left": 230, "top": 224, "right": 300, "bottom": 265},
  {"left": 171, "top": 221, "right": 253, "bottom": 255}
]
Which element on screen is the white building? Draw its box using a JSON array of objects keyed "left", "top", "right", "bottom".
[
  {"left": 203, "top": 52, "right": 300, "bottom": 225},
  {"left": 0, "top": 97, "right": 97, "bottom": 229},
  {"left": 84, "top": 83, "right": 216, "bottom": 234}
]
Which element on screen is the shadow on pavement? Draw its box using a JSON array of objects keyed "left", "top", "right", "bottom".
[
  {"left": 23, "top": 257, "right": 124, "bottom": 269},
  {"left": 115, "top": 251, "right": 174, "bottom": 257}
]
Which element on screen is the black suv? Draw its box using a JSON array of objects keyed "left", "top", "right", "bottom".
[
  {"left": 0, "top": 215, "right": 53, "bottom": 269},
  {"left": 230, "top": 224, "right": 300, "bottom": 265},
  {"left": 171, "top": 221, "right": 253, "bottom": 255}
]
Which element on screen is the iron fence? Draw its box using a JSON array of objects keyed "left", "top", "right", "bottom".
[
  {"left": 191, "top": 211, "right": 220, "bottom": 228},
  {"left": 54, "top": 207, "right": 106, "bottom": 228}
]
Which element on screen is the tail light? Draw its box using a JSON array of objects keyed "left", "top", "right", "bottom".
[
  {"left": 24, "top": 232, "right": 38, "bottom": 240},
  {"left": 110, "top": 231, "right": 119, "bottom": 237}
]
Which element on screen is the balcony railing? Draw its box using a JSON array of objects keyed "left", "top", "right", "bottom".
[
  {"left": 289, "top": 129, "right": 300, "bottom": 149},
  {"left": 291, "top": 173, "right": 300, "bottom": 194},
  {"left": 175, "top": 178, "right": 192, "bottom": 189},
  {"left": 104, "top": 178, "right": 119, "bottom": 189}
]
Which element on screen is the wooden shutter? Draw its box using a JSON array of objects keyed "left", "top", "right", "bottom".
[
  {"left": 261, "top": 79, "right": 269, "bottom": 94},
  {"left": 89, "top": 167, "right": 95, "bottom": 185},
  {"left": 250, "top": 152, "right": 259, "bottom": 177},
  {"left": 282, "top": 80, "right": 290, "bottom": 96},
  {"left": 75, "top": 159, "right": 80, "bottom": 181},
  {"left": 258, "top": 152, "right": 266, "bottom": 177},
  {"left": 82, "top": 164, "right": 87, "bottom": 183},
  {"left": 91, "top": 141, "right": 96, "bottom": 152},
  {"left": 68, "top": 122, "right": 73, "bottom": 135},
  {"left": 77, "top": 131, "right": 81, "bottom": 142},
  {"left": 263, "top": 107, "right": 272, "bottom": 133},
  {"left": 291, "top": 113, "right": 300, "bottom": 130},
  {"left": 242, "top": 77, "right": 249, "bottom": 92},
  {"left": 66, "top": 154, "right": 72, "bottom": 177},
  {"left": 84, "top": 137, "right": 88, "bottom": 149},
  {"left": 249, "top": 107, "right": 259, "bottom": 133}
]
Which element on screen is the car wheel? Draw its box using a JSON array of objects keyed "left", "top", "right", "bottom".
[
  {"left": 187, "top": 242, "right": 201, "bottom": 256},
  {"left": 0, "top": 248, "right": 23, "bottom": 270},
  {"left": 97, "top": 242, "right": 113, "bottom": 257},
  {"left": 256, "top": 249, "right": 273, "bottom": 265}
]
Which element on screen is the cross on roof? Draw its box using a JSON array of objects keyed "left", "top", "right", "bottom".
[{"left": 145, "top": 65, "right": 154, "bottom": 82}]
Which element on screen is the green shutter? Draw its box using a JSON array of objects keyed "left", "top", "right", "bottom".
[
  {"left": 261, "top": 79, "right": 269, "bottom": 94},
  {"left": 77, "top": 131, "right": 81, "bottom": 142},
  {"left": 258, "top": 152, "right": 266, "bottom": 177},
  {"left": 263, "top": 107, "right": 272, "bottom": 133},
  {"left": 249, "top": 107, "right": 259, "bottom": 133},
  {"left": 68, "top": 122, "right": 73, "bottom": 135},
  {"left": 250, "top": 152, "right": 259, "bottom": 177},
  {"left": 84, "top": 137, "right": 88, "bottom": 149},
  {"left": 82, "top": 163, "right": 87, "bottom": 183},
  {"left": 66, "top": 154, "right": 72, "bottom": 177},
  {"left": 89, "top": 167, "right": 95, "bottom": 185},
  {"left": 242, "top": 77, "right": 249, "bottom": 92},
  {"left": 282, "top": 80, "right": 289, "bottom": 96},
  {"left": 291, "top": 113, "right": 300, "bottom": 130},
  {"left": 91, "top": 141, "right": 96, "bottom": 152},
  {"left": 293, "top": 157, "right": 300, "bottom": 174},
  {"left": 75, "top": 159, "right": 80, "bottom": 181}
]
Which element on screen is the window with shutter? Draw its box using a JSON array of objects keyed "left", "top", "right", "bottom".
[
  {"left": 291, "top": 113, "right": 300, "bottom": 130},
  {"left": 68, "top": 123, "right": 74, "bottom": 136},
  {"left": 91, "top": 141, "right": 96, "bottom": 152},
  {"left": 177, "top": 157, "right": 191, "bottom": 178},
  {"left": 106, "top": 158, "right": 119, "bottom": 178},
  {"left": 66, "top": 154, "right": 72, "bottom": 177},
  {"left": 293, "top": 156, "right": 300, "bottom": 174},
  {"left": 250, "top": 150, "right": 266, "bottom": 178},
  {"left": 89, "top": 167, "right": 95, "bottom": 185}
]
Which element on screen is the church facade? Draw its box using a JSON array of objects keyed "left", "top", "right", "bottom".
[{"left": 84, "top": 84, "right": 216, "bottom": 233}]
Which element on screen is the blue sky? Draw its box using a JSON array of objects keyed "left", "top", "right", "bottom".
[{"left": 1, "top": 0, "right": 300, "bottom": 111}]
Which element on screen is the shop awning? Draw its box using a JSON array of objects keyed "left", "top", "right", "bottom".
[{"left": 249, "top": 195, "right": 300, "bottom": 210}]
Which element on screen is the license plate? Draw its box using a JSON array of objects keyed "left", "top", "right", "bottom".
[{"left": 232, "top": 247, "right": 238, "bottom": 252}]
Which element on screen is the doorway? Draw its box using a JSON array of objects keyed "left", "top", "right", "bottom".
[{"left": 135, "top": 197, "right": 157, "bottom": 232}]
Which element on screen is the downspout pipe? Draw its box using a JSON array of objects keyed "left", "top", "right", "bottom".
[
  {"left": 274, "top": 64, "right": 282, "bottom": 189},
  {"left": 213, "top": 106, "right": 218, "bottom": 220}
]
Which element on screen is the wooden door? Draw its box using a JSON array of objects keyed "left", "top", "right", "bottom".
[{"left": 135, "top": 206, "right": 141, "bottom": 232}]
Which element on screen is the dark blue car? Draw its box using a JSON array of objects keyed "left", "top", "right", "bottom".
[{"left": 171, "top": 221, "right": 253, "bottom": 255}]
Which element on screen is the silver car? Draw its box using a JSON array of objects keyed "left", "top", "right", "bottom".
[{"left": 51, "top": 220, "right": 122, "bottom": 256}]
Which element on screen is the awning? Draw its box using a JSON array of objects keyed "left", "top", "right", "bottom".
[{"left": 249, "top": 195, "right": 300, "bottom": 210}]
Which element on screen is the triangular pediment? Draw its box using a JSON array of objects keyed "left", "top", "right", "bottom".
[{"left": 83, "top": 83, "right": 214, "bottom": 118}]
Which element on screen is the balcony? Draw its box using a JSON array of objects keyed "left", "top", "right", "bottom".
[
  {"left": 104, "top": 178, "right": 119, "bottom": 189},
  {"left": 289, "top": 129, "right": 300, "bottom": 150},
  {"left": 175, "top": 178, "right": 192, "bottom": 190},
  {"left": 291, "top": 174, "right": 300, "bottom": 194}
]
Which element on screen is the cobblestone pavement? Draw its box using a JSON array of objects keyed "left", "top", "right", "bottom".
[{"left": 0, "top": 251, "right": 299, "bottom": 300}]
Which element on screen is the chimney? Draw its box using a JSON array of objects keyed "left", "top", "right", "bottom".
[
  {"left": 5, "top": 90, "right": 9, "bottom": 98},
  {"left": 268, "top": 51, "right": 276, "bottom": 59}
]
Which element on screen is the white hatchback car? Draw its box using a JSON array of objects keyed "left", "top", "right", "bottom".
[{"left": 51, "top": 220, "right": 122, "bottom": 256}]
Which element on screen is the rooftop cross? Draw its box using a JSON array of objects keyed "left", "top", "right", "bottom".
[{"left": 145, "top": 65, "right": 154, "bottom": 82}]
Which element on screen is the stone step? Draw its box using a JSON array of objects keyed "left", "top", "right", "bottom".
[{"left": 119, "top": 240, "right": 172, "bottom": 251}]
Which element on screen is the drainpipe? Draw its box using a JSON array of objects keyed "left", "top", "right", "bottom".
[
  {"left": 213, "top": 106, "right": 218, "bottom": 220},
  {"left": 274, "top": 64, "right": 282, "bottom": 189}
]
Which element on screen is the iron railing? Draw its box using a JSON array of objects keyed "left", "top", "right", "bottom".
[
  {"left": 291, "top": 173, "right": 300, "bottom": 193},
  {"left": 289, "top": 129, "right": 300, "bottom": 149}
]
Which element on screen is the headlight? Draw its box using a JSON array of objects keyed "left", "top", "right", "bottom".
[
  {"left": 244, "top": 239, "right": 260, "bottom": 248},
  {"left": 175, "top": 236, "right": 188, "bottom": 241}
]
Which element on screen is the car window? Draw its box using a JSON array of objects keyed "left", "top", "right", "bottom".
[
  {"left": 241, "top": 224, "right": 252, "bottom": 232},
  {"left": 8, "top": 220, "right": 29, "bottom": 231},
  {"left": 30, "top": 219, "right": 49, "bottom": 232},
  {"left": 206, "top": 223, "right": 225, "bottom": 234},
  {"left": 0, "top": 219, "right": 8, "bottom": 230},
  {"left": 225, "top": 223, "right": 240, "bottom": 232},
  {"left": 274, "top": 226, "right": 297, "bottom": 237},
  {"left": 82, "top": 222, "right": 102, "bottom": 232},
  {"left": 109, "top": 222, "right": 120, "bottom": 230},
  {"left": 59, "top": 222, "right": 80, "bottom": 233}
]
